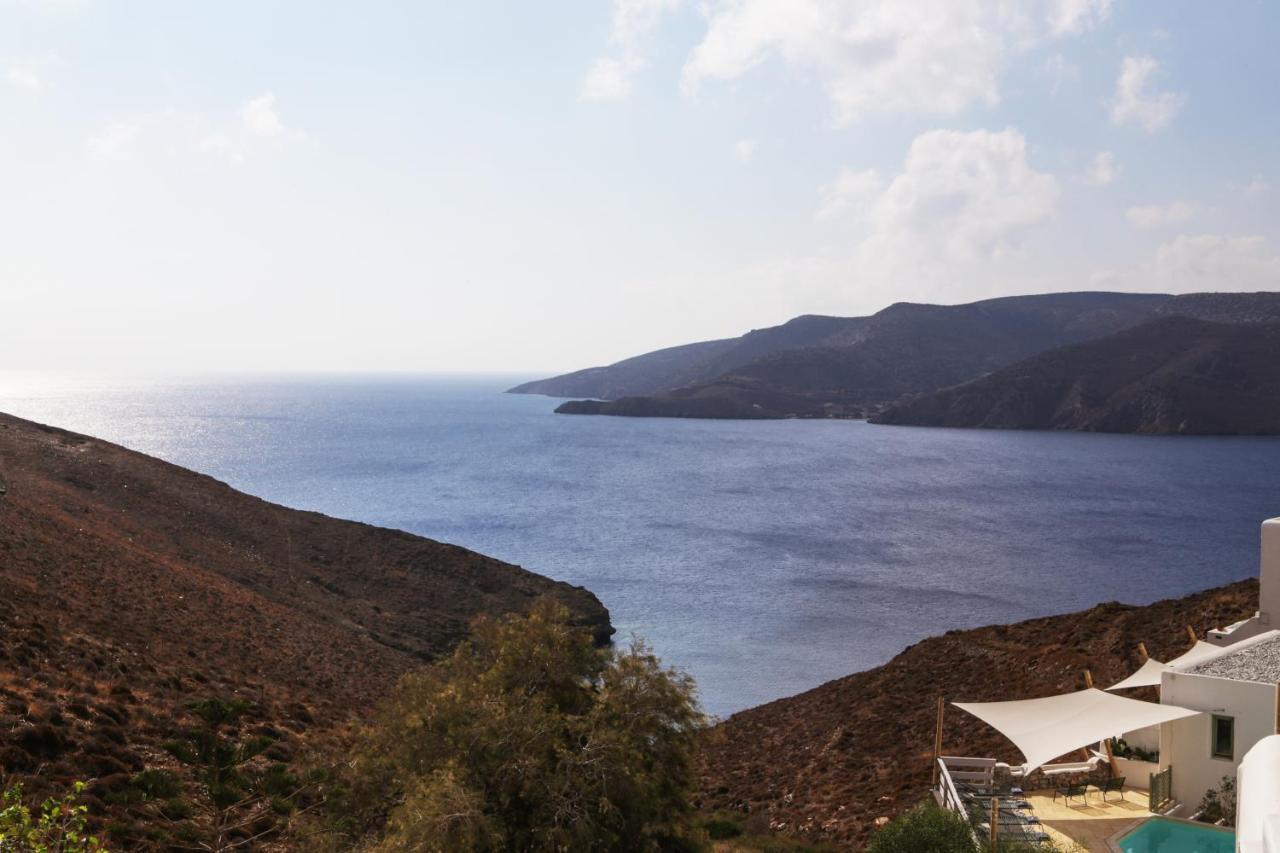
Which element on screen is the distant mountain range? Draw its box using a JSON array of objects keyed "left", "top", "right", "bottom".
[
  {"left": 512, "top": 291, "right": 1280, "bottom": 433},
  {"left": 871, "top": 316, "right": 1280, "bottom": 434}
]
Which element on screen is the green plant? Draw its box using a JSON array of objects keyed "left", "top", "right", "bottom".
[
  {"left": 867, "top": 802, "right": 977, "bottom": 853},
  {"left": 130, "top": 770, "right": 180, "bottom": 802},
  {"left": 352, "top": 598, "right": 708, "bottom": 852},
  {"left": 702, "top": 817, "right": 743, "bottom": 840},
  {"left": 163, "top": 698, "right": 310, "bottom": 851},
  {"left": 0, "top": 780, "right": 105, "bottom": 852},
  {"left": 1108, "top": 737, "right": 1157, "bottom": 763},
  {"left": 1197, "top": 775, "right": 1236, "bottom": 825}
]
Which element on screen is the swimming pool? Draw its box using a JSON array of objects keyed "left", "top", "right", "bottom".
[{"left": 1115, "top": 817, "right": 1235, "bottom": 853}]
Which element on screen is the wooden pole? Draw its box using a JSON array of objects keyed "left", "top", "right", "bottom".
[
  {"left": 1137, "top": 642, "right": 1149, "bottom": 663},
  {"left": 932, "top": 696, "right": 945, "bottom": 785},
  {"left": 1076, "top": 669, "right": 1098, "bottom": 759},
  {"left": 990, "top": 796, "right": 999, "bottom": 851},
  {"left": 1186, "top": 625, "right": 1198, "bottom": 645},
  {"left": 1102, "top": 733, "right": 1119, "bottom": 779}
]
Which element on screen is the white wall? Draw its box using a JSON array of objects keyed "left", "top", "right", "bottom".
[
  {"left": 1261, "top": 519, "right": 1280, "bottom": 630},
  {"left": 1207, "top": 517, "right": 1280, "bottom": 646},
  {"left": 1159, "top": 669, "right": 1277, "bottom": 811},
  {"left": 1124, "top": 723, "right": 1161, "bottom": 754},
  {"left": 1237, "top": 735, "right": 1280, "bottom": 853}
]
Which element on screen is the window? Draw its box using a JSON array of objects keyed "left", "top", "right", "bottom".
[{"left": 1211, "top": 715, "right": 1234, "bottom": 760}]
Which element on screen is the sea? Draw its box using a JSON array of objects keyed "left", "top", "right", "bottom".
[{"left": 3, "top": 371, "right": 1279, "bottom": 718}]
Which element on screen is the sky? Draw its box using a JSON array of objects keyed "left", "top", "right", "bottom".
[{"left": 2, "top": 1, "right": 1278, "bottom": 373}]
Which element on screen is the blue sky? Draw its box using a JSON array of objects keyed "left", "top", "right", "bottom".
[{"left": 2, "top": 1, "right": 1277, "bottom": 372}]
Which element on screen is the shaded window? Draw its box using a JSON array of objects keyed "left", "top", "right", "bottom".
[{"left": 1211, "top": 715, "right": 1234, "bottom": 760}]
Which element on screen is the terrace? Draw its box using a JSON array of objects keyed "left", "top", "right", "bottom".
[{"left": 936, "top": 757, "right": 1156, "bottom": 852}]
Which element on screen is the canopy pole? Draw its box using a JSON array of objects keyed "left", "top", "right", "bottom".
[
  {"left": 931, "top": 696, "right": 944, "bottom": 785},
  {"left": 1102, "top": 735, "right": 1118, "bottom": 779},
  {"left": 989, "top": 797, "right": 999, "bottom": 851},
  {"left": 1078, "top": 671, "right": 1096, "bottom": 760},
  {"left": 1274, "top": 683, "right": 1279, "bottom": 735},
  {"left": 1137, "top": 642, "right": 1149, "bottom": 663}
]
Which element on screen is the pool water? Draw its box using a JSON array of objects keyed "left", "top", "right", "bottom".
[{"left": 1117, "top": 818, "right": 1235, "bottom": 853}]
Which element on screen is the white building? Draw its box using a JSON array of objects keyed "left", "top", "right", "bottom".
[
  {"left": 1151, "top": 518, "right": 1280, "bottom": 812},
  {"left": 1158, "top": 629, "right": 1280, "bottom": 810}
]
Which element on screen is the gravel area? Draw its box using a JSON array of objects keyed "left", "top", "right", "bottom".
[{"left": 1188, "top": 635, "right": 1280, "bottom": 682}]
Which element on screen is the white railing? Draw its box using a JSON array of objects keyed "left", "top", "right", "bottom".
[{"left": 935, "top": 757, "right": 967, "bottom": 816}]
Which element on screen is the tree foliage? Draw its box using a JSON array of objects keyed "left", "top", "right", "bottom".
[
  {"left": 0, "top": 780, "right": 104, "bottom": 853},
  {"left": 352, "top": 599, "right": 707, "bottom": 852},
  {"left": 867, "top": 802, "right": 977, "bottom": 853},
  {"left": 164, "top": 698, "right": 307, "bottom": 851},
  {"left": 1197, "top": 775, "right": 1236, "bottom": 825}
]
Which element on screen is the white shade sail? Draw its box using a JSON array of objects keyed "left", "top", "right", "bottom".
[
  {"left": 1106, "top": 639, "right": 1262, "bottom": 691},
  {"left": 1105, "top": 657, "right": 1170, "bottom": 691},
  {"left": 953, "top": 688, "right": 1202, "bottom": 773}
]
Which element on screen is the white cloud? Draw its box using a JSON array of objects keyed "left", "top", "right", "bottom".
[
  {"left": 680, "top": 1, "right": 1112, "bottom": 125},
  {"left": 1048, "top": 0, "right": 1112, "bottom": 35},
  {"left": 1126, "top": 200, "right": 1195, "bottom": 229},
  {"left": 610, "top": 0, "right": 682, "bottom": 45},
  {"left": 1093, "top": 234, "right": 1280, "bottom": 293},
  {"left": 1082, "top": 150, "right": 1119, "bottom": 186},
  {"left": 1152, "top": 235, "right": 1280, "bottom": 291},
  {"left": 581, "top": 58, "right": 632, "bottom": 101},
  {"left": 87, "top": 96, "right": 292, "bottom": 166},
  {"left": 86, "top": 121, "right": 142, "bottom": 160},
  {"left": 815, "top": 167, "right": 882, "bottom": 221},
  {"left": 581, "top": 0, "right": 682, "bottom": 101},
  {"left": 731, "top": 130, "right": 1060, "bottom": 314},
  {"left": 241, "top": 92, "right": 284, "bottom": 137},
  {"left": 5, "top": 65, "right": 43, "bottom": 93},
  {"left": 1042, "top": 53, "right": 1079, "bottom": 95},
  {"left": 1243, "top": 175, "right": 1270, "bottom": 198},
  {"left": 1110, "top": 55, "right": 1185, "bottom": 132},
  {"left": 197, "top": 132, "right": 246, "bottom": 165},
  {"left": 733, "top": 138, "right": 758, "bottom": 163},
  {"left": 857, "top": 127, "right": 1059, "bottom": 263}
]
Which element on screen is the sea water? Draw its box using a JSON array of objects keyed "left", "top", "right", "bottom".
[{"left": 3, "top": 372, "right": 1280, "bottom": 718}]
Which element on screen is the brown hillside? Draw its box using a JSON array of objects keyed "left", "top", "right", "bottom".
[
  {"left": 699, "top": 579, "right": 1258, "bottom": 850},
  {"left": 0, "top": 411, "right": 611, "bottom": 843}
]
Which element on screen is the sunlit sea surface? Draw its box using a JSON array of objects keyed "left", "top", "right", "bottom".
[{"left": 3, "top": 372, "right": 1279, "bottom": 717}]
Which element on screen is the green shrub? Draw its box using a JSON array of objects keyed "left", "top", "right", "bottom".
[
  {"left": 160, "top": 797, "right": 193, "bottom": 821},
  {"left": 1197, "top": 775, "right": 1236, "bottom": 825},
  {"left": 867, "top": 802, "right": 977, "bottom": 853},
  {"left": 0, "top": 780, "right": 105, "bottom": 852},
  {"left": 702, "top": 817, "right": 743, "bottom": 840},
  {"left": 131, "top": 769, "right": 180, "bottom": 801},
  {"left": 352, "top": 599, "right": 708, "bottom": 852}
]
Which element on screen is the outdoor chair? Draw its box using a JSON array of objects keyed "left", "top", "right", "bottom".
[
  {"left": 1052, "top": 783, "right": 1088, "bottom": 805},
  {"left": 1094, "top": 776, "right": 1126, "bottom": 802}
]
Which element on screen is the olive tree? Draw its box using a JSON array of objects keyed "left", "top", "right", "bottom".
[{"left": 353, "top": 599, "right": 706, "bottom": 852}]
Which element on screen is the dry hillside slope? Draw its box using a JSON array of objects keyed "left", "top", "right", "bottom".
[{"left": 0, "top": 411, "right": 611, "bottom": 843}]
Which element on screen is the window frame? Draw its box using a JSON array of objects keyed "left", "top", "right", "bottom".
[{"left": 1210, "top": 714, "right": 1235, "bottom": 761}]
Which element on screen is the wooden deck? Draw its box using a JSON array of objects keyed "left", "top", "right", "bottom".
[{"left": 1022, "top": 786, "right": 1152, "bottom": 852}]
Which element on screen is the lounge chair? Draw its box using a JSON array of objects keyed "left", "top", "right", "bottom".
[
  {"left": 1053, "top": 783, "right": 1088, "bottom": 804},
  {"left": 1094, "top": 777, "right": 1126, "bottom": 802}
]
